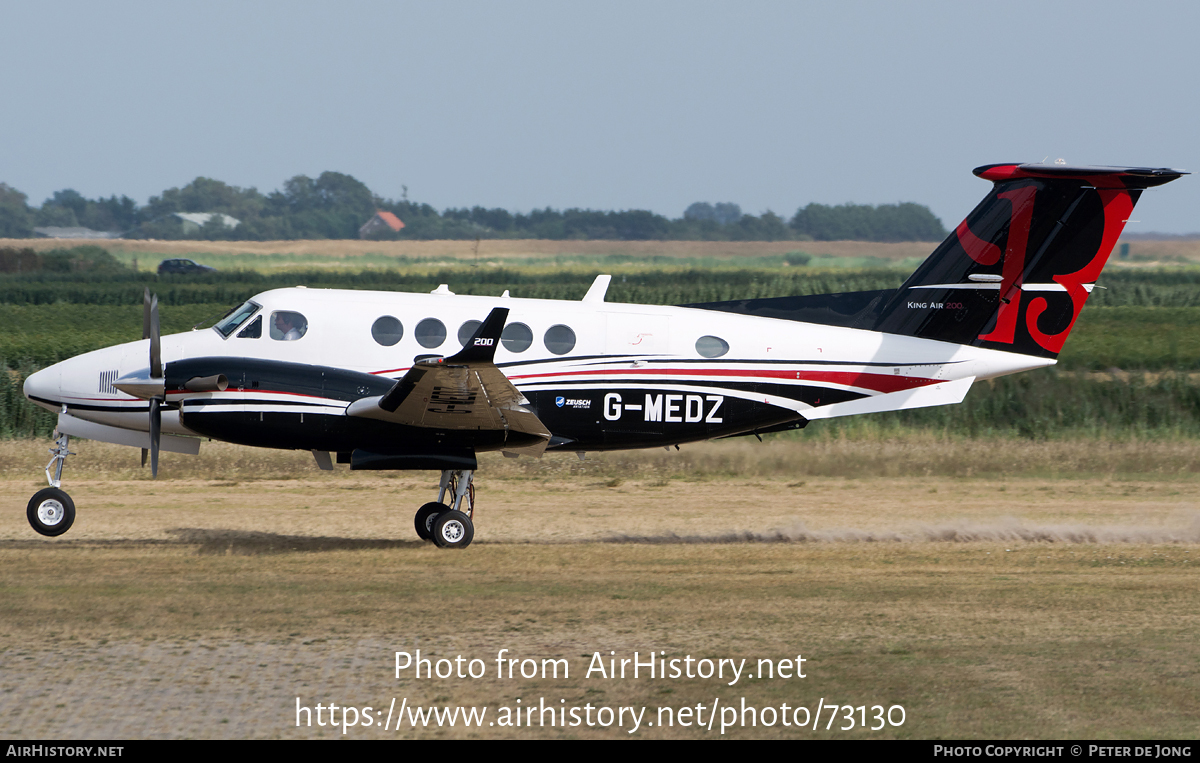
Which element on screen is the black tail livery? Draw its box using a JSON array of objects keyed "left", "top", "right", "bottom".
[{"left": 687, "top": 163, "right": 1186, "bottom": 358}]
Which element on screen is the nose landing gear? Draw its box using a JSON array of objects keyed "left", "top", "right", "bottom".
[
  {"left": 413, "top": 469, "right": 476, "bottom": 548},
  {"left": 28, "top": 432, "right": 75, "bottom": 537}
]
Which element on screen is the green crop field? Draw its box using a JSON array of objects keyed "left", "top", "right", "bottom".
[{"left": 3, "top": 247, "right": 1200, "bottom": 439}]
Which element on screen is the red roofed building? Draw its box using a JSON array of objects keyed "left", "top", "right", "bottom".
[{"left": 359, "top": 210, "right": 405, "bottom": 239}]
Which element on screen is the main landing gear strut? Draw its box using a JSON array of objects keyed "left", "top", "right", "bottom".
[
  {"left": 27, "top": 431, "right": 76, "bottom": 537},
  {"left": 414, "top": 469, "right": 475, "bottom": 549}
]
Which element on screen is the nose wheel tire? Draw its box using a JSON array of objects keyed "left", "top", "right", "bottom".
[
  {"left": 432, "top": 510, "right": 474, "bottom": 549},
  {"left": 415, "top": 502, "right": 447, "bottom": 541},
  {"left": 27, "top": 488, "right": 75, "bottom": 537}
]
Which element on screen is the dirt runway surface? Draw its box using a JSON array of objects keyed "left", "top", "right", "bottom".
[
  {"left": 4, "top": 471, "right": 1199, "bottom": 545},
  {"left": 2, "top": 472, "right": 1199, "bottom": 739}
]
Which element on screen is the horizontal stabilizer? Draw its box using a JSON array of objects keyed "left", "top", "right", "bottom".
[
  {"left": 802, "top": 376, "right": 975, "bottom": 421},
  {"left": 56, "top": 412, "right": 201, "bottom": 454}
]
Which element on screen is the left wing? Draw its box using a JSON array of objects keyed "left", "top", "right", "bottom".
[{"left": 345, "top": 307, "right": 551, "bottom": 456}]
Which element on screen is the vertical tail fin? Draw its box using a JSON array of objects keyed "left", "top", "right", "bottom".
[{"left": 873, "top": 163, "right": 1185, "bottom": 357}]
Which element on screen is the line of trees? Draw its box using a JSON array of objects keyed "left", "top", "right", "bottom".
[{"left": 0, "top": 174, "right": 947, "bottom": 242}]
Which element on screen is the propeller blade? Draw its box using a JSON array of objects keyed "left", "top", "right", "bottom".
[
  {"left": 149, "top": 294, "right": 162, "bottom": 379},
  {"left": 149, "top": 398, "right": 160, "bottom": 478},
  {"left": 143, "top": 291, "right": 163, "bottom": 476},
  {"left": 142, "top": 288, "right": 152, "bottom": 340}
]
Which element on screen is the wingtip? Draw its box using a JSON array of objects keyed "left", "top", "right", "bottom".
[{"left": 444, "top": 307, "right": 510, "bottom": 364}]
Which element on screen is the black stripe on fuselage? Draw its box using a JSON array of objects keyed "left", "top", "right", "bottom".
[
  {"left": 522, "top": 388, "right": 805, "bottom": 450},
  {"left": 517, "top": 378, "right": 867, "bottom": 407},
  {"left": 31, "top": 397, "right": 151, "bottom": 414},
  {"left": 177, "top": 396, "right": 345, "bottom": 410}
]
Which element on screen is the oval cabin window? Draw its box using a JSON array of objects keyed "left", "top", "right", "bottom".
[
  {"left": 270, "top": 311, "right": 308, "bottom": 341},
  {"left": 371, "top": 316, "right": 404, "bottom": 346},
  {"left": 544, "top": 324, "right": 576, "bottom": 355},
  {"left": 501, "top": 322, "right": 533, "bottom": 353},
  {"left": 695, "top": 335, "right": 729, "bottom": 358},
  {"left": 457, "top": 320, "right": 482, "bottom": 346},
  {"left": 415, "top": 318, "right": 447, "bottom": 348}
]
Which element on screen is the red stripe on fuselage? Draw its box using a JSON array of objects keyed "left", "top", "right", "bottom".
[{"left": 507, "top": 367, "right": 939, "bottom": 394}]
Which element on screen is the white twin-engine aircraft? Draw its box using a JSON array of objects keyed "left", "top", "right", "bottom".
[{"left": 21, "top": 163, "right": 1185, "bottom": 547}]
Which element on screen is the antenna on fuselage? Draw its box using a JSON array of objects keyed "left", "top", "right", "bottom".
[{"left": 582, "top": 275, "right": 611, "bottom": 303}]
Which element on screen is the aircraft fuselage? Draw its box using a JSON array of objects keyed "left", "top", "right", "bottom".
[{"left": 24, "top": 285, "right": 1049, "bottom": 455}]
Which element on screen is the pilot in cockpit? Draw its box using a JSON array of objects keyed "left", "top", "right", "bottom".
[{"left": 272, "top": 311, "right": 307, "bottom": 341}]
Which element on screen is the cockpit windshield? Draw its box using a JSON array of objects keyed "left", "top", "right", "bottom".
[{"left": 213, "top": 301, "right": 261, "bottom": 338}]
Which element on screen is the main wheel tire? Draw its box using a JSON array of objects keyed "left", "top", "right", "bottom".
[
  {"left": 27, "top": 487, "right": 75, "bottom": 537},
  {"left": 432, "top": 510, "right": 474, "bottom": 549},
  {"left": 415, "top": 502, "right": 446, "bottom": 541}
]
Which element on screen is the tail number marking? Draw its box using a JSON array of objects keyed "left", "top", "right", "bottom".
[
  {"left": 958, "top": 182, "right": 1132, "bottom": 353},
  {"left": 705, "top": 395, "right": 724, "bottom": 423},
  {"left": 1025, "top": 187, "right": 1134, "bottom": 354},
  {"left": 956, "top": 184, "right": 1037, "bottom": 345},
  {"left": 603, "top": 393, "right": 723, "bottom": 423}
]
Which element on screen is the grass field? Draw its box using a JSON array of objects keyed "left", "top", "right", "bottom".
[
  {"left": 6, "top": 236, "right": 1200, "bottom": 269},
  {"left": 1, "top": 439, "right": 1198, "bottom": 739},
  {"left": 0, "top": 237, "right": 938, "bottom": 266}
]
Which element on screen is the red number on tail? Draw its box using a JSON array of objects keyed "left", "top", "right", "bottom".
[
  {"left": 1025, "top": 189, "right": 1132, "bottom": 354},
  {"left": 955, "top": 185, "right": 1038, "bottom": 345}
]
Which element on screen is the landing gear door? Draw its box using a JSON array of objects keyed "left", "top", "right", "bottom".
[{"left": 605, "top": 313, "right": 669, "bottom": 357}]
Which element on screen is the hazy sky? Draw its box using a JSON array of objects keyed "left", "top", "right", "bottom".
[{"left": 3, "top": 1, "right": 1198, "bottom": 231}]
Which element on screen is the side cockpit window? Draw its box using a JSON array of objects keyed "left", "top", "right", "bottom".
[
  {"left": 213, "top": 301, "right": 261, "bottom": 338},
  {"left": 237, "top": 315, "right": 262, "bottom": 339},
  {"left": 271, "top": 311, "right": 308, "bottom": 341}
]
